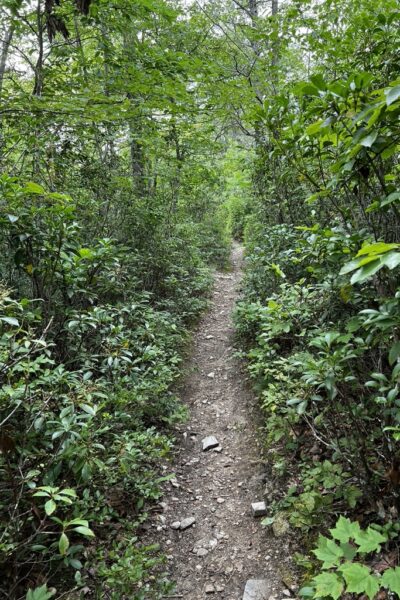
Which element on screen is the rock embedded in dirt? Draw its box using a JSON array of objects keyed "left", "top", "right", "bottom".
[
  {"left": 251, "top": 501, "right": 267, "bottom": 517},
  {"left": 205, "top": 584, "right": 215, "bottom": 594},
  {"left": 180, "top": 517, "right": 196, "bottom": 530},
  {"left": 243, "top": 579, "right": 272, "bottom": 599},
  {"left": 171, "top": 521, "right": 181, "bottom": 530},
  {"left": 207, "top": 371, "right": 215, "bottom": 378},
  {"left": 202, "top": 436, "right": 219, "bottom": 451}
]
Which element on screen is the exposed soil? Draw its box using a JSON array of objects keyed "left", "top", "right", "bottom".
[{"left": 147, "top": 245, "right": 294, "bottom": 599}]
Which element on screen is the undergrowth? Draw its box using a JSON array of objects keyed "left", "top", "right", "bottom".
[
  {"left": 235, "top": 223, "right": 400, "bottom": 598},
  {"left": 0, "top": 176, "right": 228, "bottom": 599}
]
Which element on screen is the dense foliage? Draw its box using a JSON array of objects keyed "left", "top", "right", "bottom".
[
  {"left": 0, "top": 0, "right": 230, "bottom": 597},
  {"left": 230, "top": 0, "right": 400, "bottom": 598},
  {"left": 2, "top": 0, "right": 400, "bottom": 597}
]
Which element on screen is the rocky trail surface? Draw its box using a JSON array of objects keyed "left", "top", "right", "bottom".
[{"left": 147, "top": 245, "right": 294, "bottom": 600}]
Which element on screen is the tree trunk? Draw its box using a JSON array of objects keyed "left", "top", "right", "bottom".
[
  {"left": 33, "top": 0, "right": 44, "bottom": 97},
  {"left": 0, "top": 24, "right": 14, "bottom": 99},
  {"left": 128, "top": 116, "right": 146, "bottom": 198},
  {"left": 0, "top": 23, "right": 15, "bottom": 166}
]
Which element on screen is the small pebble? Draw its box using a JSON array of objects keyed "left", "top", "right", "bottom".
[
  {"left": 180, "top": 517, "right": 196, "bottom": 530},
  {"left": 251, "top": 501, "right": 267, "bottom": 517},
  {"left": 202, "top": 436, "right": 219, "bottom": 451}
]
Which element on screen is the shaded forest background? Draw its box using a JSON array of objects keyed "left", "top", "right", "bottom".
[{"left": 1, "top": 0, "right": 400, "bottom": 598}]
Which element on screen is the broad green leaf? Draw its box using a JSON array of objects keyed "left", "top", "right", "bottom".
[
  {"left": 381, "top": 251, "right": 400, "bottom": 270},
  {"left": 78, "top": 248, "right": 94, "bottom": 259},
  {"left": 340, "top": 259, "right": 361, "bottom": 275},
  {"left": 58, "top": 532, "right": 69, "bottom": 555},
  {"left": 350, "top": 259, "right": 382, "bottom": 284},
  {"left": 359, "top": 131, "right": 378, "bottom": 147},
  {"left": 306, "top": 120, "right": 324, "bottom": 135},
  {"left": 298, "top": 587, "right": 314, "bottom": 598},
  {"left": 389, "top": 341, "right": 400, "bottom": 365},
  {"left": 381, "top": 192, "right": 400, "bottom": 207},
  {"left": 340, "top": 562, "right": 379, "bottom": 599},
  {"left": 261, "top": 516, "right": 275, "bottom": 526},
  {"left": 69, "top": 558, "right": 82, "bottom": 570},
  {"left": 313, "top": 572, "right": 344, "bottom": 599},
  {"left": 381, "top": 567, "right": 400, "bottom": 596},
  {"left": 26, "top": 584, "right": 55, "bottom": 600},
  {"left": 59, "top": 488, "right": 77, "bottom": 498},
  {"left": 341, "top": 542, "right": 357, "bottom": 561},
  {"left": 310, "top": 74, "right": 327, "bottom": 90},
  {"left": 44, "top": 499, "right": 56, "bottom": 516},
  {"left": 79, "top": 403, "right": 96, "bottom": 415},
  {"left": 356, "top": 242, "right": 399, "bottom": 257},
  {"left": 357, "top": 255, "right": 383, "bottom": 268},
  {"left": 67, "top": 518, "right": 89, "bottom": 526},
  {"left": 25, "top": 182, "right": 45, "bottom": 194},
  {"left": 313, "top": 535, "right": 344, "bottom": 568},
  {"left": 73, "top": 525, "right": 95, "bottom": 537},
  {"left": 354, "top": 527, "right": 387, "bottom": 553},
  {"left": 0, "top": 316, "right": 20, "bottom": 327},
  {"left": 329, "top": 516, "right": 361, "bottom": 543},
  {"left": 385, "top": 85, "right": 400, "bottom": 106},
  {"left": 294, "top": 82, "right": 319, "bottom": 96}
]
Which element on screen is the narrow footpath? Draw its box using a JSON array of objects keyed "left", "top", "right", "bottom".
[{"left": 149, "top": 245, "right": 292, "bottom": 600}]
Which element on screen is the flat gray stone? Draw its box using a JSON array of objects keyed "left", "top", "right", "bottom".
[
  {"left": 243, "top": 579, "right": 272, "bottom": 600},
  {"left": 251, "top": 501, "right": 267, "bottom": 517},
  {"left": 170, "top": 521, "right": 181, "bottom": 530},
  {"left": 202, "top": 436, "right": 219, "bottom": 451},
  {"left": 180, "top": 517, "right": 196, "bottom": 530}
]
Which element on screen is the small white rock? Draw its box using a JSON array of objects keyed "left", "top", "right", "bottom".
[
  {"left": 180, "top": 517, "right": 196, "bottom": 530},
  {"left": 243, "top": 580, "right": 272, "bottom": 600},
  {"left": 251, "top": 501, "right": 267, "bottom": 517},
  {"left": 202, "top": 436, "right": 219, "bottom": 451},
  {"left": 171, "top": 521, "right": 181, "bottom": 530},
  {"left": 205, "top": 584, "right": 215, "bottom": 594}
]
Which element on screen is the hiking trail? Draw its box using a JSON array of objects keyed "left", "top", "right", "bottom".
[{"left": 147, "top": 244, "right": 293, "bottom": 600}]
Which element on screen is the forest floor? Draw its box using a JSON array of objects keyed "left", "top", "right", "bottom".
[{"left": 145, "top": 245, "right": 294, "bottom": 600}]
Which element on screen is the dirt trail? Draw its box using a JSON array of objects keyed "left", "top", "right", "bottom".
[{"left": 150, "top": 245, "right": 290, "bottom": 599}]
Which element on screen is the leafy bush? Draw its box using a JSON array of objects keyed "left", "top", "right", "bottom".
[
  {"left": 0, "top": 173, "right": 218, "bottom": 596},
  {"left": 300, "top": 517, "right": 400, "bottom": 600}
]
